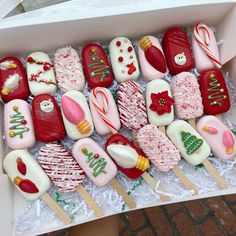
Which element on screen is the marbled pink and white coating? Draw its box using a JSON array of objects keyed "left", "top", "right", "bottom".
[
  {"left": 54, "top": 46, "right": 85, "bottom": 93},
  {"left": 4, "top": 99, "right": 36, "bottom": 149},
  {"left": 137, "top": 124, "right": 180, "bottom": 172},
  {"left": 72, "top": 138, "right": 117, "bottom": 187},
  {"left": 171, "top": 72, "right": 203, "bottom": 119},
  {"left": 38, "top": 143, "right": 85, "bottom": 192},
  {"left": 192, "top": 23, "right": 222, "bottom": 73},
  {"left": 89, "top": 87, "right": 121, "bottom": 135},
  {"left": 118, "top": 81, "right": 148, "bottom": 130},
  {"left": 197, "top": 115, "right": 236, "bottom": 160}
]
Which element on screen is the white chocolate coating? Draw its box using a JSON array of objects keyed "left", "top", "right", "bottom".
[
  {"left": 61, "top": 91, "right": 94, "bottom": 140},
  {"left": 146, "top": 79, "right": 174, "bottom": 126},
  {"left": 166, "top": 120, "right": 211, "bottom": 166},
  {"left": 26, "top": 52, "right": 57, "bottom": 96},
  {"left": 109, "top": 37, "right": 139, "bottom": 82},
  {"left": 3, "top": 149, "right": 50, "bottom": 200}
]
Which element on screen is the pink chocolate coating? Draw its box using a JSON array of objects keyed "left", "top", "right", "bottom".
[
  {"left": 197, "top": 115, "right": 236, "bottom": 160},
  {"left": 137, "top": 124, "right": 180, "bottom": 172},
  {"left": 118, "top": 81, "right": 148, "bottom": 130},
  {"left": 171, "top": 72, "right": 203, "bottom": 119},
  {"left": 4, "top": 99, "right": 36, "bottom": 149},
  {"left": 72, "top": 138, "right": 117, "bottom": 187}
]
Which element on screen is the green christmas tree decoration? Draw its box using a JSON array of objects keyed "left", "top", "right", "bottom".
[
  {"left": 9, "top": 105, "right": 30, "bottom": 139},
  {"left": 181, "top": 131, "right": 203, "bottom": 155}
]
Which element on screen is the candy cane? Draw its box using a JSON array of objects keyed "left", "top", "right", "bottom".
[
  {"left": 194, "top": 23, "right": 222, "bottom": 69},
  {"left": 91, "top": 87, "right": 118, "bottom": 134}
]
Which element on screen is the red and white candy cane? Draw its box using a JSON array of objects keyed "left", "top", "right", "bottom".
[
  {"left": 91, "top": 87, "right": 118, "bottom": 134},
  {"left": 194, "top": 23, "right": 222, "bottom": 69}
]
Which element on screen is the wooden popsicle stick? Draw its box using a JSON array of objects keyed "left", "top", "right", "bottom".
[
  {"left": 172, "top": 166, "right": 198, "bottom": 195},
  {"left": 188, "top": 119, "right": 196, "bottom": 129},
  {"left": 159, "top": 126, "right": 166, "bottom": 134},
  {"left": 132, "top": 130, "right": 138, "bottom": 146},
  {"left": 110, "top": 178, "right": 136, "bottom": 209},
  {"left": 41, "top": 192, "right": 72, "bottom": 224},
  {"left": 215, "top": 114, "right": 222, "bottom": 120},
  {"left": 76, "top": 185, "right": 104, "bottom": 217},
  {"left": 141, "top": 171, "right": 170, "bottom": 201},
  {"left": 202, "top": 159, "right": 228, "bottom": 189}
]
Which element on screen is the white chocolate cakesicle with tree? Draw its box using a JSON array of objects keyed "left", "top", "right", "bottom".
[
  {"left": 197, "top": 115, "right": 236, "bottom": 161},
  {"left": 167, "top": 120, "right": 228, "bottom": 189},
  {"left": 26, "top": 52, "right": 57, "bottom": 96},
  {"left": 61, "top": 90, "right": 94, "bottom": 140},
  {"left": 3, "top": 149, "right": 71, "bottom": 224},
  {"left": 109, "top": 37, "right": 140, "bottom": 82},
  {"left": 146, "top": 79, "right": 174, "bottom": 127}
]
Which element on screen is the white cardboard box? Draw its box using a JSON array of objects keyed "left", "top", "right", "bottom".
[{"left": 0, "top": 1, "right": 236, "bottom": 235}]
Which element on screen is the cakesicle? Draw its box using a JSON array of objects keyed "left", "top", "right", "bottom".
[
  {"left": 54, "top": 46, "right": 85, "bottom": 92},
  {"left": 32, "top": 94, "right": 65, "bottom": 142},
  {"left": 0, "top": 57, "right": 30, "bottom": 103},
  {"left": 162, "top": 28, "right": 194, "bottom": 75},
  {"left": 89, "top": 87, "right": 120, "bottom": 135},
  {"left": 26, "top": 52, "right": 57, "bottom": 96},
  {"left": 39, "top": 143, "right": 103, "bottom": 217},
  {"left": 138, "top": 35, "right": 168, "bottom": 80},
  {"left": 4, "top": 99, "right": 36, "bottom": 149},
  {"left": 137, "top": 124, "right": 198, "bottom": 195},
  {"left": 192, "top": 23, "right": 222, "bottom": 73},
  {"left": 109, "top": 37, "right": 140, "bottom": 82},
  {"left": 166, "top": 120, "right": 228, "bottom": 189},
  {"left": 3, "top": 149, "right": 71, "bottom": 224},
  {"left": 82, "top": 43, "right": 114, "bottom": 88},
  {"left": 197, "top": 115, "right": 236, "bottom": 160},
  {"left": 61, "top": 90, "right": 94, "bottom": 140},
  {"left": 199, "top": 69, "right": 230, "bottom": 115},
  {"left": 72, "top": 138, "right": 136, "bottom": 208}
]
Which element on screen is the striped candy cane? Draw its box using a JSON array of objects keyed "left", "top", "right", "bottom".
[
  {"left": 91, "top": 87, "right": 118, "bottom": 134},
  {"left": 194, "top": 23, "right": 222, "bottom": 69}
]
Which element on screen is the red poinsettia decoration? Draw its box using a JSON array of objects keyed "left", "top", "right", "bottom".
[{"left": 149, "top": 91, "right": 174, "bottom": 115}]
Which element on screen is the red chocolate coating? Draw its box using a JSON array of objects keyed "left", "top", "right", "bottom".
[
  {"left": 105, "top": 134, "right": 147, "bottom": 179},
  {"left": 162, "top": 28, "right": 194, "bottom": 75},
  {"left": 199, "top": 69, "right": 230, "bottom": 115},
  {"left": 0, "top": 57, "right": 30, "bottom": 103},
  {"left": 82, "top": 43, "right": 114, "bottom": 88},
  {"left": 32, "top": 94, "right": 65, "bottom": 142}
]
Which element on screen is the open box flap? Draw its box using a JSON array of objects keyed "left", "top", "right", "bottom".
[{"left": 0, "top": 0, "right": 22, "bottom": 20}]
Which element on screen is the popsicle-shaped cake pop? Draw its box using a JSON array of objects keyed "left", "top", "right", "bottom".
[
  {"left": 118, "top": 81, "right": 148, "bottom": 130},
  {"left": 32, "top": 94, "right": 65, "bottom": 142},
  {"left": 171, "top": 72, "right": 203, "bottom": 127},
  {"left": 26, "top": 52, "right": 57, "bottom": 96},
  {"left": 4, "top": 99, "right": 36, "bottom": 149},
  {"left": 146, "top": 79, "right": 174, "bottom": 133},
  {"left": 105, "top": 134, "right": 170, "bottom": 201},
  {"left": 137, "top": 124, "right": 198, "bottom": 195},
  {"left": 192, "top": 23, "right": 222, "bottom": 72},
  {"left": 197, "top": 115, "right": 236, "bottom": 160},
  {"left": 61, "top": 91, "right": 94, "bottom": 140},
  {"left": 109, "top": 37, "right": 140, "bottom": 82},
  {"left": 166, "top": 120, "right": 228, "bottom": 189},
  {"left": 89, "top": 87, "right": 120, "bottom": 135},
  {"left": 38, "top": 143, "right": 103, "bottom": 217},
  {"left": 82, "top": 43, "right": 114, "bottom": 88},
  {"left": 3, "top": 149, "right": 71, "bottom": 224},
  {"left": 138, "top": 35, "right": 168, "bottom": 80},
  {"left": 54, "top": 46, "right": 85, "bottom": 92},
  {"left": 199, "top": 69, "right": 230, "bottom": 115},
  {"left": 0, "top": 57, "right": 30, "bottom": 103},
  {"left": 72, "top": 138, "right": 136, "bottom": 209},
  {"left": 162, "top": 28, "right": 194, "bottom": 75}
]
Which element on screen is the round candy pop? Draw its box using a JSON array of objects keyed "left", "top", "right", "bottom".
[
  {"left": 137, "top": 124, "right": 198, "bottom": 195},
  {"left": 3, "top": 149, "right": 71, "bottom": 224},
  {"left": 38, "top": 143, "right": 103, "bottom": 217}
]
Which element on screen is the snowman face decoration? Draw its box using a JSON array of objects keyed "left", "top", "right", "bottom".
[
  {"left": 40, "top": 99, "right": 54, "bottom": 113},
  {"left": 174, "top": 52, "right": 186, "bottom": 66}
]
